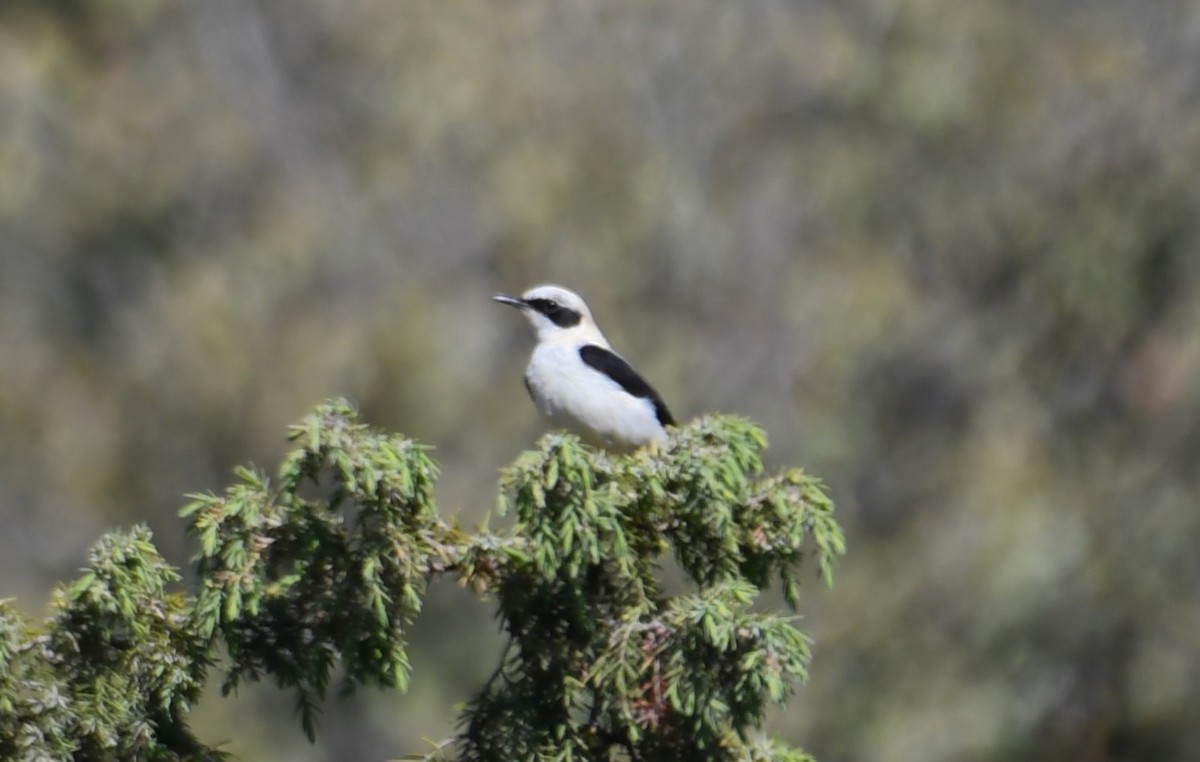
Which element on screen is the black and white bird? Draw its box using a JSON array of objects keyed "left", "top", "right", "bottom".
[{"left": 494, "top": 284, "right": 675, "bottom": 452}]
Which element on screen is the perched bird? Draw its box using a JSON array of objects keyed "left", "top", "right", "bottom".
[{"left": 494, "top": 284, "right": 675, "bottom": 452}]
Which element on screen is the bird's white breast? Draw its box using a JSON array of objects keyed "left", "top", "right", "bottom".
[{"left": 524, "top": 341, "right": 666, "bottom": 451}]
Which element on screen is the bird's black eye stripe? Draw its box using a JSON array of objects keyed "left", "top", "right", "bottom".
[{"left": 527, "top": 298, "right": 582, "bottom": 328}]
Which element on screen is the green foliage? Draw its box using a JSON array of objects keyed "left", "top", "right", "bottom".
[
  {"left": 1, "top": 528, "right": 217, "bottom": 761},
  {"left": 0, "top": 400, "right": 841, "bottom": 761},
  {"left": 456, "top": 418, "right": 840, "bottom": 761},
  {"left": 181, "top": 400, "right": 455, "bottom": 740}
]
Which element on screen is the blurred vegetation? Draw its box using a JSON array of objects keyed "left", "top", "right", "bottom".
[{"left": 1, "top": 0, "right": 1199, "bottom": 760}]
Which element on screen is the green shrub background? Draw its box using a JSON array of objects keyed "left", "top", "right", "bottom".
[{"left": 2, "top": 2, "right": 1198, "bottom": 760}]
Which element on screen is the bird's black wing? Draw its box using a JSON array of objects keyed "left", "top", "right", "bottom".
[{"left": 579, "top": 344, "right": 676, "bottom": 427}]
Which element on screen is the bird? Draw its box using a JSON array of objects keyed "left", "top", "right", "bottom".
[{"left": 494, "top": 284, "right": 675, "bottom": 452}]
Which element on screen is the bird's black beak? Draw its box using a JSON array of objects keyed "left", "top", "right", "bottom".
[{"left": 493, "top": 294, "right": 526, "bottom": 309}]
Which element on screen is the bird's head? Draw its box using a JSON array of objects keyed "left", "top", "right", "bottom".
[{"left": 494, "top": 284, "right": 602, "bottom": 343}]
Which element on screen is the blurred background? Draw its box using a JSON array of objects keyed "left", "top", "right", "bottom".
[{"left": 2, "top": 1, "right": 1199, "bottom": 760}]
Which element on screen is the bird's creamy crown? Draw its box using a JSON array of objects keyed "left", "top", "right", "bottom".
[
  {"left": 495, "top": 284, "right": 605, "bottom": 344},
  {"left": 521, "top": 284, "right": 590, "bottom": 316}
]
